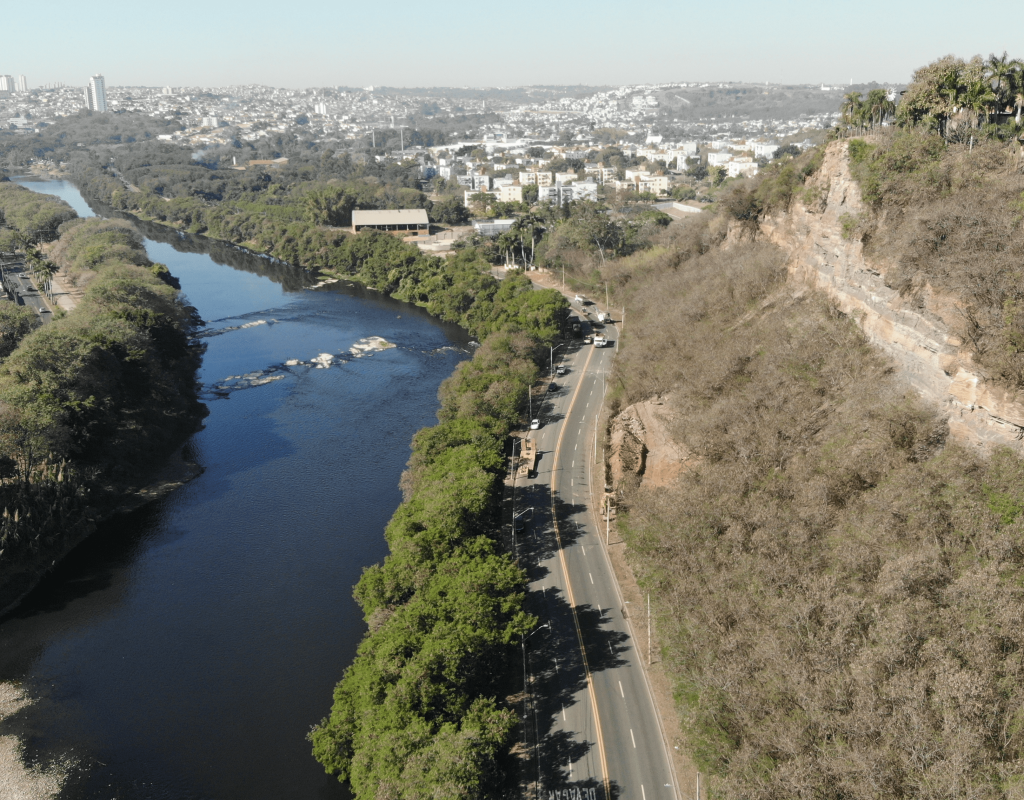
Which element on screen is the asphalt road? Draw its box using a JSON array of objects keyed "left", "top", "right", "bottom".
[
  {"left": 1, "top": 261, "right": 52, "bottom": 322},
  {"left": 511, "top": 311, "right": 677, "bottom": 800}
]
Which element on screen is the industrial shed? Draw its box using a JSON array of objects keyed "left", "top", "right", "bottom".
[{"left": 351, "top": 209, "right": 430, "bottom": 237}]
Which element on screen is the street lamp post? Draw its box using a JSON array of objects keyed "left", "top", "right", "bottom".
[
  {"left": 512, "top": 507, "right": 534, "bottom": 562},
  {"left": 550, "top": 343, "right": 564, "bottom": 377},
  {"left": 522, "top": 622, "right": 550, "bottom": 797}
]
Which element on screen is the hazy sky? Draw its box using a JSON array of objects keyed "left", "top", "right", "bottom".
[{"left": 5, "top": 0, "right": 1018, "bottom": 89}]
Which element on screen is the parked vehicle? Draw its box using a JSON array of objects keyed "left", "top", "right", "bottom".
[
  {"left": 530, "top": 418, "right": 541, "bottom": 430},
  {"left": 597, "top": 311, "right": 610, "bottom": 323},
  {"left": 556, "top": 365, "right": 567, "bottom": 376},
  {"left": 574, "top": 294, "right": 587, "bottom": 304},
  {"left": 593, "top": 334, "right": 607, "bottom": 347}
]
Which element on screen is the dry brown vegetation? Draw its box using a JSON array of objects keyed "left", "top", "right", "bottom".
[
  {"left": 846, "top": 130, "right": 1024, "bottom": 389},
  {"left": 602, "top": 212, "right": 1024, "bottom": 800}
]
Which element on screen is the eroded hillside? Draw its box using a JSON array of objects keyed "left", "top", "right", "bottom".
[{"left": 602, "top": 137, "right": 1024, "bottom": 799}]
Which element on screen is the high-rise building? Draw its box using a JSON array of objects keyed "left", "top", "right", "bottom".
[
  {"left": 85, "top": 74, "right": 107, "bottom": 112},
  {"left": 15, "top": 75, "right": 27, "bottom": 93},
  {"left": 0, "top": 75, "right": 14, "bottom": 95}
]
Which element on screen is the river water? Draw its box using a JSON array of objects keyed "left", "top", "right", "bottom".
[{"left": 0, "top": 181, "right": 471, "bottom": 799}]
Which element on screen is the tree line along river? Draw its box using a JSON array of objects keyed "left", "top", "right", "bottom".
[{"left": 0, "top": 179, "right": 472, "bottom": 800}]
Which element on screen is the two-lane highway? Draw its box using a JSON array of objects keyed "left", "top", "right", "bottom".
[{"left": 512, "top": 311, "right": 677, "bottom": 800}]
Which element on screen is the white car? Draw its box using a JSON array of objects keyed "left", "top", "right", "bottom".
[
  {"left": 530, "top": 419, "right": 541, "bottom": 430},
  {"left": 574, "top": 294, "right": 587, "bottom": 304}
]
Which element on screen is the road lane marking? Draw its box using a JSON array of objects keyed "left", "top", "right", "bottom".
[
  {"left": 631, "top": 729, "right": 636, "bottom": 748},
  {"left": 582, "top": 545, "right": 586, "bottom": 555},
  {"left": 619, "top": 681, "right": 624, "bottom": 698},
  {"left": 562, "top": 705, "right": 566, "bottom": 720},
  {"left": 589, "top": 573, "right": 594, "bottom": 584},
  {"left": 548, "top": 342, "right": 611, "bottom": 797},
  {"left": 642, "top": 786, "right": 646, "bottom": 800}
]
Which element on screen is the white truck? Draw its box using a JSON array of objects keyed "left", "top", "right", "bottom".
[
  {"left": 593, "top": 334, "right": 607, "bottom": 347},
  {"left": 596, "top": 311, "right": 610, "bottom": 323}
]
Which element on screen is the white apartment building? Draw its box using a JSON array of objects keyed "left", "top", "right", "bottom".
[
  {"left": 0, "top": 76, "right": 14, "bottom": 95},
  {"left": 726, "top": 158, "right": 758, "bottom": 178},
  {"left": 706, "top": 151, "right": 732, "bottom": 167},
  {"left": 753, "top": 143, "right": 779, "bottom": 159},
  {"left": 519, "top": 171, "right": 553, "bottom": 187},
  {"left": 638, "top": 175, "right": 669, "bottom": 194},
  {"left": 554, "top": 172, "right": 578, "bottom": 185},
  {"left": 85, "top": 74, "right": 107, "bottom": 112},
  {"left": 15, "top": 75, "right": 27, "bottom": 93},
  {"left": 497, "top": 184, "right": 523, "bottom": 203}
]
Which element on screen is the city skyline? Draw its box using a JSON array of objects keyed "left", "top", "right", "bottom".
[{"left": 6, "top": 0, "right": 1019, "bottom": 90}]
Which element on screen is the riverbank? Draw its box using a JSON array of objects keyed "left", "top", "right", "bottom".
[
  {"left": 0, "top": 683, "right": 66, "bottom": 800},
  {"left": 0, "top": 446, "right": 204, "bottom": 619}
]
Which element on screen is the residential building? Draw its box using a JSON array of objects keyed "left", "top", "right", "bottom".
[
  {"left": 351, "top": 209, "right": 429, "bottom": 237},
  {"left": 0, "top": 76, "right": 14, "bottom": 95},
  {"left": 15, "top": 75, "right": 27, "bottom": 93},
  {"left": 554, "top": 172, "right": 578, "bottom": 185},
  {"left": 726, "top": 158, "right": 758, "bottom": 178},
  {"left": 85, "top": 74, "right": 107, "bottom": 112},
  {"left": 706, "top": 151, "right": 732, "bottom": 167},
  {"left": 471, "top": 174, "right": 491, "bottom": 192},
  {"left": 753, "top": 142, "right": 779, "bottom": 159},
  {"left": 519, "top": 171, "right": 552, "bottom": 187},
  {"left": 497, "top": 184, "right": 523, "bottom": 203}
]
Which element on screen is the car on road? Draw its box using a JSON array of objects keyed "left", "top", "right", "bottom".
[
  {"left": 556, "top": 365, "right": 567, "bottom": 376},
  {"left": 574, "top": 294, "right": 587, "bottom": 304},
  {"left": 583, "top": 335, "right": 592, "bottom": 344},
  {"left": 548, "top": 382, "right": 557, "bottom": 392},
  {"left": 530, "top": 418, "right": 541, "bottom": 430}
]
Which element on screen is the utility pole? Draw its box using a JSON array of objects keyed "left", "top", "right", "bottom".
[
  {"left": 648, "top": 592, "right": 652, "bottom": 666},
  {"left": 606, "top": 499, "right": 610, "bottom": 546}
]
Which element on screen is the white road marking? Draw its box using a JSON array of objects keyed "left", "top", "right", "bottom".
[
  {"left": 609, "top": 643, "right": 614, "bottom": 655},
  {"left": 589, "top": 573, "right": 594, "bottom": 584},
  {"left": 641, "top": 786, "right": 646, "bottom": 800},
  {"left": 575, "top": 443, "right": 578, "bottom": 450},
  {"left": 582, "top": 545, "right": 586, "bottom": 555},
  {"left": 631, "top": 729, "right": 636, "bottom": 748},
  {"left": 619, "top": 681, "right": 624, "bottom": 698},
  {"left": 562, "top": 705, "right": 566, "bottom": 720}
]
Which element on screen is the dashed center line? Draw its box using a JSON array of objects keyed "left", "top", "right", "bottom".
[
  {"left": 641, "top": 786, "right": 646, "bottom": 800},
  {"left": 619, "top": 681, "right": 624, "bottom": 698},
  {"left": 589, "top": 573, "right": 594, "bottom": 584},
  {"left": 631, "top": 729, "right": 637, "bottom": 748}
]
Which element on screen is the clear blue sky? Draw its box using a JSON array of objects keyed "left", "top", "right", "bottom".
[{"left": 6, "top": 0, "right": 1019, "bottom": 89}]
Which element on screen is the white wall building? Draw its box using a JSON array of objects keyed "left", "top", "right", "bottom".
[
  {"left": 85, "top": 74, "right": 107, "bottom": 112},
  {"left": 753, "top": 142, "right": 779, "bottom": 160},
  {"left": 15, "top": 75, "right": 27, "bottom": 93},
  {"left": 706, "top": 151, "right": 732, "bottom": 167}
]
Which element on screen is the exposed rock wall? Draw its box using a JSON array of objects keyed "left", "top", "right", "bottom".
[
  {"left": 609, "top": 397, "right": 691, "bottom": 493},
  {"left": 759, "top": 141, "right": 1024, "bottom": 453}
]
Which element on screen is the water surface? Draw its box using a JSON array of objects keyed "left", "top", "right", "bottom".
[{"left": 0, "top": 179, "right": 469, "bottom": 799}]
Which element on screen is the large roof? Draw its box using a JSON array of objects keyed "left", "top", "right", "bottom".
[{"left": 352, "top": 209, "right": 429, "bottom": 226}]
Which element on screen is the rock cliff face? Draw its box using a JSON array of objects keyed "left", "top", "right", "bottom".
[
  {"left": 610, "top": 141, "right": 1024, "bottom": 497},
  {"left": 759, "top": 141, "right": 1024, "bottom": 453}
]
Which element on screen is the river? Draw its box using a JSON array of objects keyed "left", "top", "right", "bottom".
[{"left": 0, "top": 180, "right": 471, "bottom": 800}]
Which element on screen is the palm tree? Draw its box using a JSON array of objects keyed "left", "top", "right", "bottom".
[
  {"left": 840, "top": 92, "right": 864, "bottom": 134},
  {"left": 1008, "top": 65, "right": 1024, "bottom": 123},
  {"left": 512, "top": 212, "right": 545, "bottom": 267},
  {"left": 865, "top": 89, "right": 889, "bottom": 129},
  {"left": 985, "top": 51, "right": 1016, "bottom": 110},
  {"left": 937, "top": 69, "right": 965, "bottom": 139},
  {"left": 963, "top": 79, "right": 998, "bottom": 128},
  {"left": 495, "top": 230, "right": 517, "bottom": 268}
]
